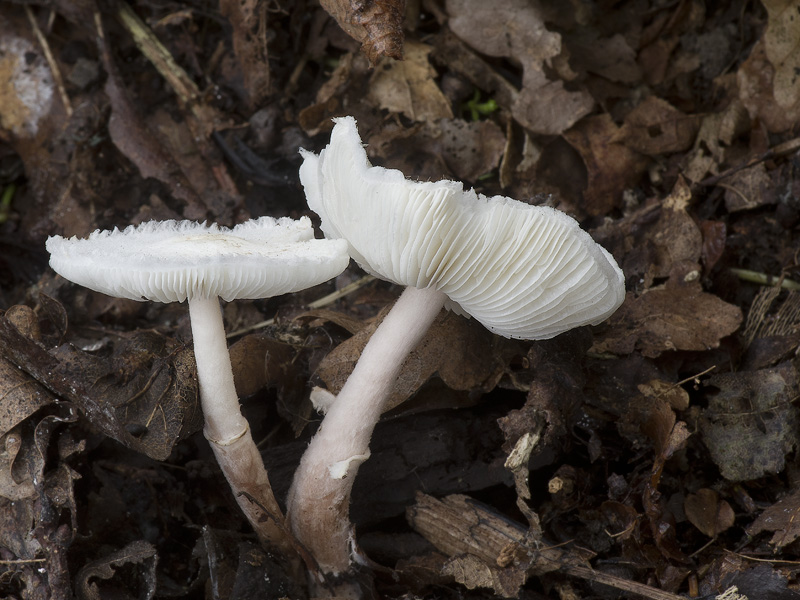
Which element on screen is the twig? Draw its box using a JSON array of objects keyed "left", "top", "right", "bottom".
[
  {"left": 24, "top": 6, "right": 73, "bottom": 120},
  {"left": 729, "top": 268, "right": 800, "bottom": 291},
  {"left": 226, "top": 275, "right": 375, "bottom": 338},
  {"left": 0, "top": 558, "right": 47, "bottom": 564},
  {"left": 698, "top": 137, "right": 800, "bottom": 187}
]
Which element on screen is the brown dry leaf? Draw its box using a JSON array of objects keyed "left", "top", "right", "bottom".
[
  {"left": 721, "top": 163, "right": 776, "bottom": 212},
  {"left": 684, "top": 489, "right": 735, "bottom": 538},
  {"left": 0, "top": 316, "right": 201, "bottom": 461},
  {"left": 219, "top": 0, "right": 269, "bottom": 109},
  {"left": 76, "top": 540, "right": 157, "bottom": 600},
  {"left": 617, "top": 97, "right": 701, "bottom": 156},
  {"left": 592, "top": 284, "right": 743, "bottom": 358},
  {"left": 368, "top": 40, "right": 453, "bottom": 122},
  {"left": 746, "top": 488, "right": 800, "bottom": 549},
  {"left": 637, "top": 0, "right": 705, "bottom": 87},
  {"left": 701, "top": 362, "right": 800, "bottom": 481},
  {"left": 682, "top": 101, "right": 750, "bottom": 183},
  {"left": 316, "top": 310, "right": 519, "bottom": 413},
  {"left": 368, "top": 118, "right": 505, "bottom": 182},
  {"left": 446, "top": 0, "right": 593, "bottom": 135},
  {"left": 319, "top": 0, "right": 405, "bottom": 65},
  {"left": 761, "top": 0, "right": 800, "bottom": 110},
  {"left": 0, "top": 429, "right": 35, "bottom": 501},
  {"left": 637, "top": 380, "right": 690, "bottom": 411},
  {"left": 636, "top": 395, "right": 691, "bottom": 563},
  {"left": 442, "top": 553, "right": 528, "bottom": 598},
  {"left": 738, "top": 38, "right": 800, "bottom": 134},
  {"left": 0, "top": 357, "right": 52, "bottom": 437},
  {"left": 563, "top": 114, "right": 648, "bottom": 216},
  {"left": 566, "top": 32, "right": 641, "bottom": 84}
]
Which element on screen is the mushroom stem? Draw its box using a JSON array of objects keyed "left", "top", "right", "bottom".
[
  {"left": 287, "top": 286, "right": 447, "bottom": 575},
  {"left": 187, "top": 295, "right": 287, "bottom": 548}
]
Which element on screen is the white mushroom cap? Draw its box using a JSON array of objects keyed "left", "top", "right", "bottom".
[
  {"left": 46, "top": 216, "right": 350, "bottom": 303},
  {"left": 300, "top": 117, "right": 625, "bottom": 340}
]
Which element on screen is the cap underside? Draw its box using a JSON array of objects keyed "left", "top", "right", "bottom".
[{"left": 300, "top": 117, "right": 625, "bottom": 340}]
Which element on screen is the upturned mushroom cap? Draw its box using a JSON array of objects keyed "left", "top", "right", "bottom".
[
  {"left": 46, "top": 216, "right": 350, "bottom": 303},
  {"left": 300, "top": 116, "right": 625, "bottom": 340}
]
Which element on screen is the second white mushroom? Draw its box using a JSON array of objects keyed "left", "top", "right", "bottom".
[{"left": 288, "top": 117, "right": 626, "bottom": 577}]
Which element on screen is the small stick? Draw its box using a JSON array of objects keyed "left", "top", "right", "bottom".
[
  {"left": 25, "top": 6, "right": 73, "bottom": 120},
  {"left": 729, "top": 268, "right": 800, "bottom": 291},
  {"left": 227, "top": 275, "right": 375, "bottom": 338}
]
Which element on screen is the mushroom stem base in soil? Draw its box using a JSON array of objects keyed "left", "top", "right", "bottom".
[
  {"left": 189, "top": 296, "right": 287, "bottom": 548},
  {"left": 287, "top": 286, "right": 447, "bottom": 575}
]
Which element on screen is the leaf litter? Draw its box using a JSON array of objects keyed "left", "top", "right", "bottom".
[{"left": 1, "top": 0, "right": 800, "bottom": 598}]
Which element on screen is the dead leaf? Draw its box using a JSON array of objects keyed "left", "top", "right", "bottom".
[
  {"left": 76, "top": 540, "right": 157, "bottom": 600},
  {"left": 316, "top": 310, "right": 520, "bottom": 413},
  {"left": 367, "top": 118, "right": 505, "bottom": 183},
  {"left": 319, "top": 0, "right": 405, "bottom": 65},
  {"left": 761, "top": 0, "right": 800, "bottom": 110},
  {"left": 637, "top": 380, "right": 690, "bottom": 411},
  {"left": 0, "top": 429, "right": 35, "bottom": 501},
  {"left": 746, "top": 488, "right": 800, "bottom": 549},
  {"left": 442, "top": 553, "right": 528, "bottom": 598},
  {"left": 737, "top": 39, "right": 800, "bottom": 134},
  {"left": 617, "top": 97, "right": 701, "bottom": 156},
  {"left": 685, "top": 489, "right": 735, "bottom": 538},
  {"left": 566, "top": 32, "right": 641, "bottom": 84},
  {"left": 682, "top": 101, "right": 750, "bottom": 183},
  {"left": 446, "top": 0, "right": 593, "bottom": 135},
  {"left": 701, "top": 362, "right": 800, "bottom": 481},
  {"left": 0, "top": 316, "right": 202, "bottom": 461},
  {"left": 368, "top": 40, "right": 453, "bottom": 122},
  {"left": 592, "top": 285, "right": 743, "bottom": 358},
  {"left": 721, "top": 163, "right": 777, "bottom": 212},
  {"left": 563, "top": 114, "right": 649, "bottom": 215}
]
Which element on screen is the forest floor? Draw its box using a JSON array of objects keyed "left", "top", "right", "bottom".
[{"left": 1, "top": 0, "right": 800, "bottom": 598}]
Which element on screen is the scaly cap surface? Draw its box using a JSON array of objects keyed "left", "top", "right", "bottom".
[{"left": 46, "top": 216, "right": 350, "bottom": 302}]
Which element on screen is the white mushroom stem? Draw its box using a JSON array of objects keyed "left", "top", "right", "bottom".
[
  {"left": 188, "top": 296, "right": 287, "bottom": 548},
  {"left": 287, "top": 286, "right": 447, "bottom": 575}
]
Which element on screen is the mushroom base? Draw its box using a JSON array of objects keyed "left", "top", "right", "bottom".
[{"left": 287, "top": 286, "right": 447, "bottom": 574}]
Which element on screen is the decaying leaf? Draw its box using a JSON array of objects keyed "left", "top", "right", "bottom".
[
  {"left": 76, "top": 540, "right": 157, "bottom": 600},
  {"left": 721, "top": 163, "right": 777, "bottom": 212},
  {"left": 746, "top": 488, "right": 800, "bottom": 549},
  {"left": 563, "top": 114, "right": 649, "bottom": 215},
  {"left": 592, "top": 285, "right": 743, "bottom": 358},
  {"left": 446, "top": 0, "right": 593, "bottom": 135},
  {"left": 368, "top": 40, "right": 453, "bottom": 122},
  {"left": 319, "top": 0, "right": 405, "bottom": 65},
  {"left": 316, "top": 310, "right": 520, "bottom": 413},
  {"left": 617, "top": 96, "right": 701, "bottom": 156},
  {"left": 761, "top": 0, "right": 800, "bottom": 109},
  {"left": 701, "top": 362, "right": 800, "bottom": 481},
  {"left": 366, "top": 117, "right": 506, "bottom": 183},
  {"left": 0, "top": 429, "right": 35, "bottom": 501},
  {"left": 0, "top": 315, "right": 201, "bottom": 461},
  {"left": 682, "top": 101, "right": 750, "bottom": 183},
  {"left": 685, "top": 488, "right": 735, "bottom": 538}
]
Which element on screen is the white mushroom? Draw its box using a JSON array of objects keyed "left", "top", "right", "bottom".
[
  {"left": 46, "top": 216, "right": 349, "bottom": 549},
  {"left": 288, "top": 117, "right": 625, "bottom": 575}
]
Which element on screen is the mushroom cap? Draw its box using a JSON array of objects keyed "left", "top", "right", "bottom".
[
  {"left": 300, "top": 116, "right": 625, "bottom": 340},
  {"left": 46, "top": 217, "right": 350, "bottom": 303}
]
